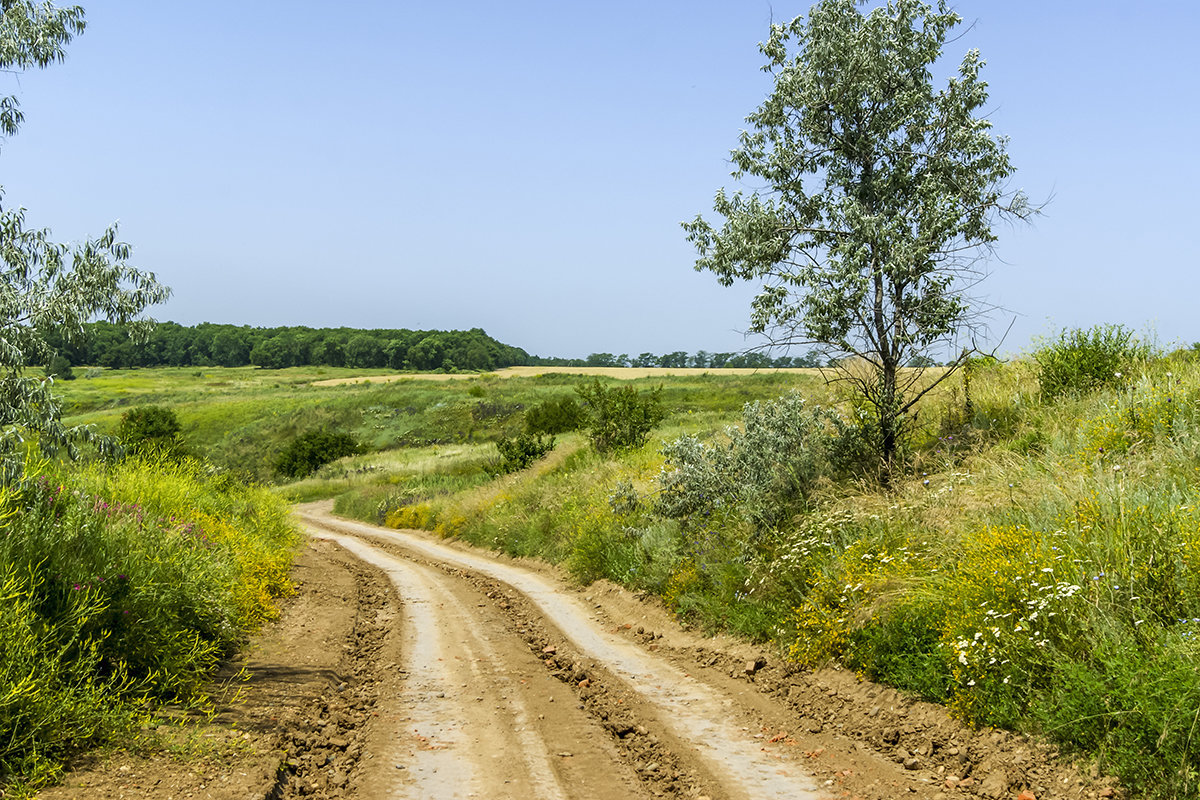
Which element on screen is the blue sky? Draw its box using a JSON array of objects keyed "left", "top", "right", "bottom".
[{"left": 2, "top": 1, "right": 1197, "bottom": 359}]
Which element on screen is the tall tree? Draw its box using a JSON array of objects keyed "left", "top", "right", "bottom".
[
  {"left": 684, "top": 0, "right": 1032, "bottom": 477},
  {"left": 0, "top": 2, "right": 169, "bottom": 480}
]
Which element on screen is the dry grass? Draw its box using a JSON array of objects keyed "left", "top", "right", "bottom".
[{"left": 310, "top": 365, "right": 826, "bottom": 386}]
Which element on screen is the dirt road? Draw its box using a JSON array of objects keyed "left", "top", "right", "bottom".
[
  {"left": 39, "top": 504, "right": 1118, "bottom": 800},
  {"left": 292, "top": 504, "right": 1112, "bottom": 800}
]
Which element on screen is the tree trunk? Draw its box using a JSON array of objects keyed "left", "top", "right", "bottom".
[{"left": 878, "top": 358, "right": 899, "bottom": 488}]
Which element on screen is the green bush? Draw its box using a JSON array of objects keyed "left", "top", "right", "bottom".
[
  {"left": 487, "top": 432, "right": 555, "bottom": 475},
  {"left": 1033, "top": 325, "right": 1149, "bottom": 400},
  {"left": 524, "top": 395, "right": 585, "bottom": 435},
  {"left": 657, "top": 392, "right": 836, "bottom": 529},
  {"left": 274, "top": 429, "right": 361, "bottom": 479},
  {"left": 117, "top": 405, "right": 184, "bottom": 457},
  {"left": 44, "top": 354, "right": 74, "bottom": 381},
  {"left": 575, "top": 379, "right": 665, "bottom": 452}
]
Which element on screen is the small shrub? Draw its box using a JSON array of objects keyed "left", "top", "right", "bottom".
[
  {"left": 657, "top": 392, "right": 836, "bottom": 529},
  {"left": 525, "top": 395, "right": 586, "bottom": 435},
  {"left": 486, "top": 432, "right": 555, "bottom": 475},
  {"left": 274, "top": 429, "right": 361, "bottom": 479},
  {"left": 44, "top": 354, "right": 74, "bottom": 381},
  {"left": 575, "top": 379, "right": 665, "bottom": 452},
  {"left": 1034, "top": 325, "right": 1149, "bottom": 400},
  {"left": 117, "top": 405, "right": 185, "bottom": 457}
]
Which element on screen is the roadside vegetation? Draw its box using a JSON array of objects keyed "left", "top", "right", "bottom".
[
  {"left": 0, "top": 455, "right": 298, "bottom": 791},
  {"left": 283, "top": 329, "right": 1198, "bottom": 800}
]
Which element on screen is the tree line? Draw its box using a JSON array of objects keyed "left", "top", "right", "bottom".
[
  {"left": 49, "top": 322, "right": 533, "bottom": 371},
  {"left": 44, "top": 322, "right": 835, "bottom": 373}
]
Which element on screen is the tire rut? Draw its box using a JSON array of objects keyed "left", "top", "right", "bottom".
[{"left": 299, "top": 506, "right": 825, "bottom": 800}]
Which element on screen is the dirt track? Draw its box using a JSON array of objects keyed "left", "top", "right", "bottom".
[{"left": 39, "top": 504, "right": 1122, "bottom": 800}]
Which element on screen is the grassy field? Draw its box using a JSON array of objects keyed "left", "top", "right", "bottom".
[
  {"left": 310, "top": 365, "right": 826, "bottom": 385},
  {"left": 57, "top": 366, "right": 823, "bottom": 482},
  {"left": 49, "top": 349, "right": 1200, "bottom": 798}
]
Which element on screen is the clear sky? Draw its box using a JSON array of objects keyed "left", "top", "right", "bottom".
[{"left": 2, "top": 1, "right": 1197, "bottom": 359}]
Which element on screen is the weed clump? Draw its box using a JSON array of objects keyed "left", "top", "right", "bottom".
[
  {"left": 657, "top": 392, "right": 836, "bottom": 530},
  {"left": 0, "top": 456, "right": 299, "bottom": 788},
  {"left": 117, "top": 405, "right": 186, "bottom": 457},
  {"left": 1033, "top": 324, "right": 1149, "bottom": 400},
  {"left": 524, "top": 395, "right": 585, "bottom": 435}
]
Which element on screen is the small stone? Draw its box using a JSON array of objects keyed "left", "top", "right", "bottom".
[
  {"left": 980, "top": 770, "right": 1009, "bottom": 799},
  {"left": 1018, "top": 791, "right": 1037, "bottom": 800},
  {"left": 542, "top": 645, "right": 557, "bottom": 655},
  {"left": 1098, "top": 789, "right": 1114, "bottom": 799},
  {"left": 904, "top": 758, "right": 920, "bottom": 771}
]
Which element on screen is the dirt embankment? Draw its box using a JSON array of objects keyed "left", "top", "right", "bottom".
[{"left": 39, "top": 505, "right": 1123, "bottom": 800}]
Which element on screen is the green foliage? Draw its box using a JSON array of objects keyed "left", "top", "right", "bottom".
[
  {"left": 44, "top": 355, "right": 74, "bottom": 381},
  {"left": 575, "top": 379, "right": 666, "bottom": 452},
  {"left": 658, "top": 392, "right": 836, "bottom": 529},
  {"left": 487, "top": 432, "right": 555, "bottom": 476},
  {"left": 524, "top": 394, "right": 585, "bottom": 435},
  {"left": 0, "top": 457, "right": 298, "bottom": 786},
  {"left": 1033, "top": 324, "right": 1149, "bottom": 400},
  {"left": 274, "top": 429, "right": 361, "bottom": 479},
  {"left": 683, "top": 0, "right": 1032, "bottom": 471},
  {"left": 117, "top": 405, "right": 184, "bottom": 457},
  {"left": 66, "top": 321, "right": 533, "bottom": 372},
  {"left": 1034, "top": 630, "right": 1200, "bottom": 799}
]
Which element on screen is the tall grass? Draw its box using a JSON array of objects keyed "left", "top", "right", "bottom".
[{"left": 0, "top": 455, "right": 299, "bottom": 790}]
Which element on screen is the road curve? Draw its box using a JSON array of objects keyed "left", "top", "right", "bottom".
[{"left": 297, "top": 505, "right": 826, "bottom": 800}]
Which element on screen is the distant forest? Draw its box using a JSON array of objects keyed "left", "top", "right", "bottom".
[{"left": 46, "top": 322, "right": 825, "bottom": 372}]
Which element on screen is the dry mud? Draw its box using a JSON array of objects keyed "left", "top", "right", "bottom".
[{"left": 38, "top": 504, "right": 1124, "bottom": 800}]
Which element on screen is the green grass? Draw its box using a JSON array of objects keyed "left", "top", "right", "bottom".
[
  {"left": 57, "top": 366, "right": 824, "bottom": 481},
  {"left": 0, "top": 455, "right": 299, "bottom": 791}
]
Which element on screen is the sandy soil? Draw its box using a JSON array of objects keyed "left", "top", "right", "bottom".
[
  {"left": 310, "top": 366, "right": 824, "bottom": 386},
  {"left": 38, "top": 504, "right": 1125, "bottom": 800}
]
